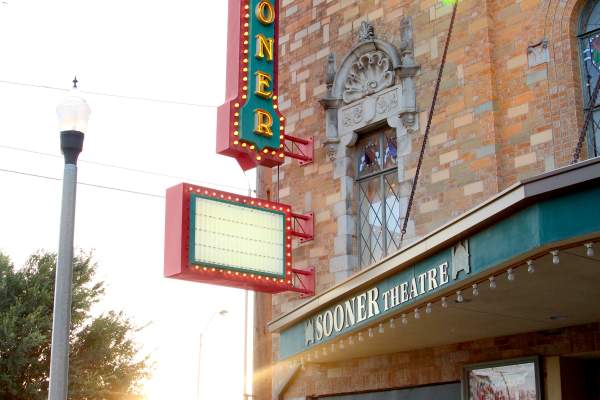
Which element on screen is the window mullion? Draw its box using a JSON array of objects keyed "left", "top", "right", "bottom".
[{"left": 381, "top": 173, "right": 386, "bottom": 257}]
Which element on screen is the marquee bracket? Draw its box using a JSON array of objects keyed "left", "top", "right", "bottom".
[
  {"left": 284, "top": 134, "right": 314, "bottom": 166},
  {"left": 289, "top": 266, "right": 315, "bottom": 298},
  {"left": 290, "top": 212, "right": 314, "bottom": 243}
]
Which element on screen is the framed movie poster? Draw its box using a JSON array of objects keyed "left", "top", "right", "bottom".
[{"left": 463, "top": 357, "right": 542, "bottom": 400}]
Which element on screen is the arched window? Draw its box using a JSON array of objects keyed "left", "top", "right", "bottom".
[{"left": 578, "top": 0, "right": 600, "bottom": 157}]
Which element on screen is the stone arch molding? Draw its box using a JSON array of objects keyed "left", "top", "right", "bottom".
[
  {"left": 318, "top": 20, "right": 420, "bottom": 282},
  {"left": 320, "top": 20, "right": 419, "bottom": 159}
]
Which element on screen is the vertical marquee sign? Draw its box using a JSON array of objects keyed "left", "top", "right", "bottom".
[{"left": 217, "top": 0, "right": 285, "bottom": 170}]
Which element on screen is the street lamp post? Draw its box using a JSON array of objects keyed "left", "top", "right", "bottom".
[
  {"left": 197, "top": 309, "right": 228, "bottom": 400},
  {"left": 48, "top": 78, "right": 91, "bottom": 400}
]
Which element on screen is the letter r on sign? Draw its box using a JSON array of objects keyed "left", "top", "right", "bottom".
[{"left": 254, "top": 109, "right": 273, "bottom": 137}]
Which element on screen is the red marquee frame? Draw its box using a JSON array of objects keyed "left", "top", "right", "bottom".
[{"left": 164, "top": 183, "right": 314, "bottom": 296}]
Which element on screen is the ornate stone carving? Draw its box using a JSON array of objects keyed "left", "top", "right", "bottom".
[
  {"left": 400, "top": 16, "right": 416, "bottom": 68},
  {"left": 340, "top": 86, "right": 403, "bottom": 132},
  {"left": 375, "top": 90, "right": 399, "bottom": 115},
  {"left": 343, "top": 51, "right": 394, "bottom": 104},
  {"left": 342, "top": 104, "right": 363, "bottom": 127},
  {"left": 326, "top": 53, "right": 336, "bottom": 95},
  {"left": 358, "top": 21, "right": 375, "bottom": 42},
  {"left": 528, "top": 39, "right": 549, "bottom": 67},
  {"left": 323, "top": 138, "right": 340, "bottom": 161}
]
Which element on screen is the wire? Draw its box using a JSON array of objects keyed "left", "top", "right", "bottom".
[
  {"left": 400, "top": 2, "right": 459, "bottom": 246},
  {"left": 0, "top": 79, "right": 219, "bottom": 108},
  {"left": 0, "top": 167, "right": 165, "bottom": 199},
  {"left": 0, "top": 144, "right": 253, "bottom": 193}
]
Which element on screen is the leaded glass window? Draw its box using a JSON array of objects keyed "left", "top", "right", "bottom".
[
  {"left": 357, "top": 129, "right": 401, "bottom": 267},
  {"left": 579, "top": 0, "right": 600, "bottom": 157}
]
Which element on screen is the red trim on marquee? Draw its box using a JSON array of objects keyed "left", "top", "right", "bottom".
[{"left": 164, "top": 183, "right": 314, "bottom": 296}]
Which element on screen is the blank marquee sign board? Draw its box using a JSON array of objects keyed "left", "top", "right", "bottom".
[{"left": 164, "top": 184, "right": 314, "bottom": 295}]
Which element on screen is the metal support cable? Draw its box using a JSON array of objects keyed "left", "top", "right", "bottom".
[
  {"left": 400, "top": 2, "right": 459, "bottom": 245},
  {"left": 572, "top": 70, "right": 600, "bottom": 164}
]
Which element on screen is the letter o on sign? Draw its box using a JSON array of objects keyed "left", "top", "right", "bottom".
[
  {"left": 323, "top": 310, "right": 334, "bottom": 337},
  {"left": 256, "top": 0, "right": 275, "bottom": 25},
  {"left": 333, "top": 305, "right": 344, "bottom": 332}
]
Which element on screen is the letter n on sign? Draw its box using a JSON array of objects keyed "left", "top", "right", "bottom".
[{"left": 216, "top": 0, "right": 286, "bottom": 170}]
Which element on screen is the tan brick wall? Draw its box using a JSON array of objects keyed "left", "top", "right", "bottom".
[{"left": 254, "top": 0, "right": 594, "bottom": 398}]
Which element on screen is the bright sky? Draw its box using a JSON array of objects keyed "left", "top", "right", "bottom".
[{"left": 0, "top": 1, "right": 255, "bottom": 399}]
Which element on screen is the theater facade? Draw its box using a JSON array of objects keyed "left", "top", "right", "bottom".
[{"left": 252, "top": 1, "right": 600, "bottom": 399}]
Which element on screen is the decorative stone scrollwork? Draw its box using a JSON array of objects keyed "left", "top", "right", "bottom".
[
  {"left": 323, "top": 138, "right": 340, "bottom": 161},
  {"left": 343, "top": 51, "right": 394, "bottom": 104},
  {"left": 358, "top": 21, "right": 375, "bottom": 42}
]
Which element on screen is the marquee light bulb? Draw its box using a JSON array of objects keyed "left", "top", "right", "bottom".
[
  {"left": 585, "top": 243, "right": 594, "bottom": 257},
  {"left": 378, "top": 323, "right": 384, "bottom": 334},
  {"left": 426, "top": 303, "right": 432, "bottom": 314},
  {"left": 414, "top": 308, "right": 421, "bottom": 319},
  {"left": 349, "top": 336, "right": 354, "bottom": 345},
  {"left": 527, "top": 260, "right": 535, "bottom": 273},
  {"left": 389, "top": 318, "right": 396, "bottom": 329},
  {"left": 507, "top": 268, "right": 515, "bottom": 281},
  {"left": 489, "top": 276, "right": 497, "bottom": 289},
  {"left": 441, "top": 297, "right": 448, "bottom": 308},
  {"left": 456, "top": 290, "right": 464, "bottom": 303},
  {"left": 472, "top": 283, "right": 479, "bottom": 297},
  {"left": 339, "top": 340, "right": 345, "bottom": 350},
  {"left": 331, "top": 344, "right": 335, "bottom": 353},
  {"left": 358, "top": 332, "right": 364, "bottom": 342},
  {"left": 322, "top": 348, "right": 327, "bottom": 356},
  {"left": 368, "top": 328, "right": 373, "bottom": 338},
  {"left": 551, "top": 250, "right": 560, "bottom": 264},
  {"left": 401, "top": 314, "right": 408, "bottom": 325}
]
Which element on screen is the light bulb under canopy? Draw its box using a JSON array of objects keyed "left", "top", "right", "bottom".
[
  {"left": 456, "top": 290, "right": 464, "bottom": 303},
  {"left": 527, "top": 260, "right": 535, "bottom": 273},
  {"left": 507, "top": 268, "right": 515, "bottom": 281},
  {"left": 551, "top": 250, "right": 560, "bottom": 265},
  {"left": 585, "top": 243, "right": 594, "bottom": 257}
]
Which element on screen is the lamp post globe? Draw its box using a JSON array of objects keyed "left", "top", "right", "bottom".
[{"left": 48, "top": 78, "right": 90, "bottom": 400}]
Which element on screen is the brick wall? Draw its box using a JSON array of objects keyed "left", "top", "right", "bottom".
[
  {"left": 286, "top": 323, "right": 600, "bottom": 398},
  {"left": 254, "top": 0, "right": 593, "bottom": 398}
]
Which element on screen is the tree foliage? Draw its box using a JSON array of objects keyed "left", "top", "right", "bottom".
[{"left": 0, "top": 251, "right": 150, "bottom": 399}]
